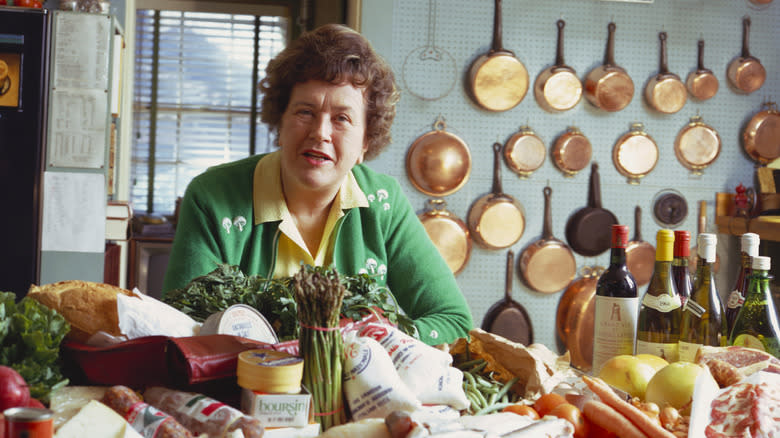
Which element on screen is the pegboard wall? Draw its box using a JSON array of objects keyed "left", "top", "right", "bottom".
[{"left": 360, "top": 0, "right": 780, "bottom": 350}]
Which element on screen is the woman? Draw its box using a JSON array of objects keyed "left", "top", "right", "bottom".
[{"left": 162, "top": 24, "right": 472, "bottom": 345}]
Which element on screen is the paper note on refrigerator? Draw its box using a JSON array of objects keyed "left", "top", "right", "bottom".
[{"left": 41, "top": 171, "right": 105, "bottom": 253}]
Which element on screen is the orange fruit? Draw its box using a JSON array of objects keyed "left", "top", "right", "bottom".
[
  {"left": 533, "top": 393, "right": 567, "bottom": 418},
  {"left": 550, "top": 403, "right": 589, "bottom": 438},
  {"left": 502, "top": 403, "right": 539, "bottom": 420}
]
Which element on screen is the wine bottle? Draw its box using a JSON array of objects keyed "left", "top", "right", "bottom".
[
  {"left": 672, "top": 230, "right": 693, "bottom": 307},
  {"left": 725, "top": 233, "right": 760, "bottom": 334},
  {"left": 678, "top": 233, "right": 727, "bottom": 362},
  {"left": 636, "top": 229, "right": 682, "bottom": 362},
  {"left": 592, "top": 224, "right": 639, "bottom": 374},
  {"left": 729, "top": 256, "right": 780, "bottom": 357}
]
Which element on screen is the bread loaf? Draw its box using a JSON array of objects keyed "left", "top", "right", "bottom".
[{"left": 27, "top": 280, "right": 132, "bottom": 343}]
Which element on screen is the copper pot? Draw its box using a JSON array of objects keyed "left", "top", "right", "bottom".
[
  {"left": 727, "top": 16, "right": 765, "bottom": 94},
  {"left": 675, "top": 115, "right": 721, "bottom": 175},
  {"left": 468, "top": 142, "right": 526, "bottom": 250},
  {"left": 584, "top": 22, "right": 634, "bottom": 112},
  {"left": 534, "top": 19, "right": 581, "bottom": 112},
  {"left": 686, "top": 40, "right": 719, "bottom": 101},
  {"left": 467, "top": 0, "right": 528, "bottom": 111},
  {"left": 645, "top": 32, "right": 686, "bottom": 114},
  {"left": 612, "top": 122, "right": 659, "bottom": 185},
  {"left": 556, "top": 267, "right": 602, "bottom": 372},
  {"left": 503, "top": 126, "right": 546, "bottom": 178},
  {"left": 518, "top": 186, "right": 576, "bottom": 294},
  {"left": 553, "top": 126, "right": 592, "bottom": 177},
  {"left": 406, "top": 116, "right": 471, "bottom": 197},
  {"left": 418, "top": 199, "right": 472, "bottom": 275},
  {"left": 742, "top": 102, "right": 780, "bottom": 165},
  {"left": 625, "top": 206, "right": 655, "bottom": 287}
]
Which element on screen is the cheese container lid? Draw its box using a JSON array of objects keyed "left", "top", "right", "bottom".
[
  {"left": 237, "top": 349, "right": 303, "bottom": 393},
  {"left": 200, "top": 304, "right": 278, "bottom": 344}
]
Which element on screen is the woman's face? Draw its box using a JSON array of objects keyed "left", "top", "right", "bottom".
[{"left": 278, "top": 80, "right": 368, "bottom": 199}]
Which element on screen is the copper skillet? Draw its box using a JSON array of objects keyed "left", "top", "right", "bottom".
[
  {"left": 467, "top": 143, "right": 526, "bottom": 250},
  {"left": 625, "top": 206, "right": 655, "bottom": 287},
  {"left": 584, "top": 22, "right": 634, "bottom": 112},
  {"left": 686, "top": 40, "right": 719, "bottom": 101},
  {"left": 534, "top": 19, "right": 582, "bottom": 112},
  {"left": 645, "top": 32, "right": 687, "bottom": 114},
  {"left": 518, "top": 186, "right": 576, "bottom": 295},
  {"left": 418, "top": 199, "right": 472, "bottom": 276},
  {"left": 727, "top": 16, "right": 765, "bottom": 94},
  {"left": 552, "top": 126, "right": 592, "bottom": 177},
  {"left": 675, "top": 115, "right": 721, "bottom": 175},
  {"left": 743, "top": 102, "right": 780, "bottom": 165},
  {"left": 612, "top": 122, "right": 659, "bottom": 185},
  {"left": 467, "top": 0, "right": 528, "bottom": 112},
  {"left": 482, "top": 249, "right": 533, "bottom": 346},
  {"left": 405, "top": 116, "right": 471, "bottom": 197},
  {"left": 503, "top": 126, "right": 546, "bottom": 178}
]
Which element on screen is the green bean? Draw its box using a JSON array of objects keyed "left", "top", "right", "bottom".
[
  {"left": 487, "top": 391, "right": 497, "bottom": 406},
  {"left": 494, "top": 376, "right": 520, "bottom": 402},
  {"left": 456, "top": 358, "right": 485, "bottom": 370},
  {"left": 473, "top": 401, "right": 515, "bottom": 416},
  {"left": 468, "top": 360, "right": 488, "bottom": 374},
  {"left": 463, "top": 370, "right": 477, "bottom": 389}
]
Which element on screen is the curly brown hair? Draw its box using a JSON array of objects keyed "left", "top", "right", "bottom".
[{"left": 259, "top": 24, "right": 400, "bottom": 161}]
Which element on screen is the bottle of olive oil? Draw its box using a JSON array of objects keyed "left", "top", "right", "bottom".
[
  {"left": 678, "top": 233, "right": 727, "bottom": 362},
  {"left": 729, "top": 256, "right": 780, "bottom": 357},
  {"left": 592, "top": 224, "right": 638, "bottom": 374},
  {"left": 725, "top": 233, "right": 760, "bottom": 334},
  {"left": 636, "top": 229, "right": 682, "bottom": 362}
]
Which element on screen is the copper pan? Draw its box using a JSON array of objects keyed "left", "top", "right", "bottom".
[
  {"left": 625, "top": 206, "right": 655, "bottom": 287},
  {"left": 727, "top": 16, "right": 765, "bottom": 94},
  {"left": 467, "top": 0, "right": 528, "bottom": 112},
  {"left": 686, "top": 40, "right": 718, "bottom": 101},
  {"left": 534, "top": 19, "right": 582, "bottom": 112},
  {"left": 645, "top": 32, "right": 686, "bottom": 114},
  {"left": 675, "top": 115, "right": 721, "bottom": 175},
  {"left": 584, "top": 22, "right": 634, "bottom": 112},
  {"left": 406, "top": 116, "right": 471, "bottom": 197},
  {"left": 552, "top": 126, "right": 592, "bottom": 177},
  {"left": 557, "top": 267, "right": 602, "bottom": 372},
  {"left": 482, "top": 249, "right": 533, "bottom": 345},
  {"left": 503, "top": 125, "right": 546, "bottom": 178},
  {"left": 612, "top": 122, "right": 658, "bottom": 185},
  {"left": 418, "top": 199, "right": 472, "bottom": 275},
  {"left": 519, "top": 186, "right": 576, "bottom": 294},
  {"left": 689, "top": 200, "right": 721, "bottom": 273},
  {"left": 742, "top": 102, "right": 780, "bottom": 165},
  {"left": 467, "top": 142, "right": 526, "bottom": 250}
]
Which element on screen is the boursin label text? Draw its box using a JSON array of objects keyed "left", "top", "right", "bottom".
[{"left": 258, "top": 398, "right": 308, "bottom": 417}]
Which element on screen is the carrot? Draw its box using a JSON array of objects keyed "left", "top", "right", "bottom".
[
  {"left": 583, "top": 400, "right": 647, "bottom": 438},
  {"left": 582, "top": 375, "right": 677, "bottom": 438}
]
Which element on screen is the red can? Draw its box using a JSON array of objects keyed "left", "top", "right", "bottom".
[{"left": 4, "top": 407, "right": 54, "bottom": 438}]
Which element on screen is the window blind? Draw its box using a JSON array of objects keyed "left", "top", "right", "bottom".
[{"left": 132, "top": 9, "right": 287, "bottom": 214}]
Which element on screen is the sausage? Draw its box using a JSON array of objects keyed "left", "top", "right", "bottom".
[
  {"left": 101, "top": 385, "right": 194, "bottom": 438},
  {"left": 143, "top": 386, "right": 264, "bottom": 438}
]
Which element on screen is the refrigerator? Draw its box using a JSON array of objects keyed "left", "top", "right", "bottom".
[{"left": 0, "top": 7, "right": 50, "bottom": 299}]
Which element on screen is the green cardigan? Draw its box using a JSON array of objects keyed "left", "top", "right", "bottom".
[{"left": 162, "top": 154, "right": 473, "bottom": 345}]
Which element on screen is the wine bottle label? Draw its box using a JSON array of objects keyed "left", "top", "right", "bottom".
[
  {"left": 678, "top": 340, "right": 701, "bottom": 362},
  {"left": 636, "top": 340, "right": 679, "bottom": 362},
  {"left": 641, "top": 293, "right": 682, "bottom": 313},
  {"left": 683, "top": 299, "right": 706, "bottom": 318},
  {"left": 726, "top": 290, "right": 745, "bottom": 309},
  {"left": 592, "top": 296, "right": 639, "bottom": 374}
]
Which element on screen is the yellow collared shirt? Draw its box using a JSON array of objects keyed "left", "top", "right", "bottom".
[{"left": 252, "top": 151, "right": 368, "bottom": 278}]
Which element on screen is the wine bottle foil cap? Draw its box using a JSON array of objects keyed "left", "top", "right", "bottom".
[
  {"left": 752, "top": 255, "right": 771, "bottom": 271},
  {"left": 673, "top": 230, "right": 690, "bottom": 257},
  {"left": 697, "top": 233, "right": 717, "bottom": 262},
  {"left": 741, "top": 232, "right": 760, "bottom": 256},
  {"left": 611, "top": 224, "right": 629, "bottom": 247},
  {"left": 655, "top": 229, "right": 674, "bottom": 261}
]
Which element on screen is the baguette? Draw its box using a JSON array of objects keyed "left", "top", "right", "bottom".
[{"left": 27, "top": 280, "right": 132, "bottom": 343}]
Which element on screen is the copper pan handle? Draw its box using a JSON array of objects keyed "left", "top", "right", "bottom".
[
  {"left": 741, "top": 16, "right": 752, "bottom": 58},
  {"left": 505, "top": 249, "right": 514, "bottom": 302},
  {"left": 634, "top": 205, "right": 643, "bottom": 241},
  {"left": 542, "top": 186, "right": 554, "bottom": 239},
  {"left": 604, "top": 22, "right": 617, "bottom": 66},
  {"left": 491, "top": 142, "right": 504, "bottom": 194},
  {"left": 588, "top": 162, "right": 603, "bottom": 209},
  {"left": 492, "top": 0, "right": 504, "bottom": 52},
  {"left": 697, "top": 39, "right": 706, "bottom": 71},
  {"left": 555, "top": 19, "right": 566, "bottom": 66},
  {"left": 658, "top": 32, "right": 670, "bottom": 74}
]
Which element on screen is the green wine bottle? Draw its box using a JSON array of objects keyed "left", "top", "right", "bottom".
[
  {"left": 729, "top": 256, "right": 780, "bottom": 357},
  {"left": 636, "top": 229, "right": 682, "bottom": 363},
  {"left": 678, "top": 233, "right": 727, "bottom": 362}
]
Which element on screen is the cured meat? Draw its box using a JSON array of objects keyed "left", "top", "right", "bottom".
[
  {"left": 143, "top": 387, "right": 263, "bottom": 438},
  {"left": 101, "top": 385, "right": 194, "bottom": 438},
  {"left": 696, "top": 346, "right": 780, "bottom": 387},
  {"left": 704, "top": 372, "right": 780, "bottom": 438}
]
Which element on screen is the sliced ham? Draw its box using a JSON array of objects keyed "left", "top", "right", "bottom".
[{"left": 695, "top": 346, "right": 780, "bottom": 387}]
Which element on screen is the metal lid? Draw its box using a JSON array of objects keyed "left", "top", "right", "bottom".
[
  {"left": 200, "top": 304, "right": 279, "bottom": 344},
  {"left": 696, "top": 233, "right": 717, "bottom": 262},
  {"left": 753, "top": 255, "right": 771, "bottom": 271},
  {"left": 3, "top": 407, "right": 54, "bottom": 422},
  {"left": 741, "top": 232, "right": 760, "bottom": 256}
]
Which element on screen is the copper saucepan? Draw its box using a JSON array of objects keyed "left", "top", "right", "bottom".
[
  {"left": 556, "top": 266, "right": 603, "bottom": 371},
  {"left": 675, "top": 115, "right": 721, "bottom": 175},
  {"left": 482, "top": 249, "right": 533, "bottom": 346},
  {"left": 612, "top": 122, "right": 659, "bottom": 185},
  {"left": 727, "top": 16, "right": 765, "bottom": 94},
  {"left": 686, "top": 40, "right": 719, "bottom": 101},
  {"left": 503, "top": 125, "right": 546, "bottom": 178},
  {"left": 534, "top": 19, "right": 582, "bottom": 112},
  {"left": 468, "top": 142, "right": 526, "bottom": 250},
  {"left": 552, "top": 126, "right": 592, "bottom": 177},
  {"left": 645, "top": 32, "right": 687, "bottom": 114},
  {"left": 467, "top": 0, "right": 528, "bottom": 112},
  {"left": 406, "top": 116, "right": 471, "bottom": 197},
  {"left": 743, "top": 102, "right": 780, "bottom": 165},
  {"left": 584, "top": 22, "right": 634, "bottom": 112},
  {"left": 418, "top": 199, "right": 472, "bottom": 276},
  {"left": 519, "top": 186, "right": 576, "bottom": 295},
  {"left": 625, "top": 205, "right": 655, "bottom": 287}
]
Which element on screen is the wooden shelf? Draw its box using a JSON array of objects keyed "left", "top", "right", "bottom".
[{"left": 716, "top": 192, "right": 780, "bottom": 242}]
